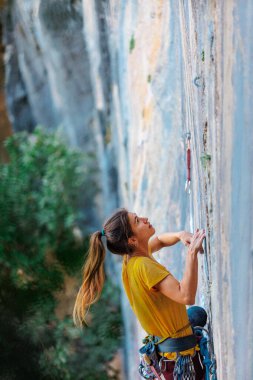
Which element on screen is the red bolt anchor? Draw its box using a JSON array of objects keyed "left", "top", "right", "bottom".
[{"left": 185, "top": 132, "right": 191, "bottom": 194}]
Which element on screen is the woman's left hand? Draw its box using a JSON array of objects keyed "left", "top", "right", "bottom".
[{"left": 179, "top": 231, "right": 204, "bottom": 252}]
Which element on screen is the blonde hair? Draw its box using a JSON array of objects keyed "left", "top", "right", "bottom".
[
  {"left": 73, "top": 231, "right": 106, "bottom": 326},
  {"left": 73, "top": 208, "right": 134, "bottom": 327}
]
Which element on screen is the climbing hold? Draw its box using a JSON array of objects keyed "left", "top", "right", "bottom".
[{"left": 193, "top": 76, "right": 202, "bottom": 88}]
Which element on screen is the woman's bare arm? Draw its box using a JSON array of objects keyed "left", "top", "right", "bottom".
[
  {"left": 154, "top": 229, "right": 205, "bottom": 304},
  {"left": 149, "top": 231, "right": 192, "bottom": 253}
]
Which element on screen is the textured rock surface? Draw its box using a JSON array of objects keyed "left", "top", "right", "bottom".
[
  {"left": 0, "top": 1, "right": 12, "bottom": 162},
  {"left": 103, "top": 1, "right": 253, "bottom": 378},
  {"left": 2, "top": 0, "right": 118, "bottom": 229},
  {"left": 4, "top": 0, "right": 95, "bottom": 147},
  {"left": 2, "top": 1, "right": 253, "bottom": 379}
]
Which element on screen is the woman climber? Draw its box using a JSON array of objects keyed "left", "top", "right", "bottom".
[{"left": 73, "top": 208, "right": 206, "bottom": 380}]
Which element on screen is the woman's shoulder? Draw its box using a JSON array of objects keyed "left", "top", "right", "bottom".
[
  {"left": 123, "top": 255, "right": 166, "bottom": 273},
  {"left": 136, "top": 256, "right": 169, "bottom": 275},
  {"left": 133, "top": 255, "right": 166, "bottom": 271}
]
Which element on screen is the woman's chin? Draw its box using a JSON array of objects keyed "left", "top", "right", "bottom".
[{"left": 150, "top": 227, "right": 156, "bottom": 235}]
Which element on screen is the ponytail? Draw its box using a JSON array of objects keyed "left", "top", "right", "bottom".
[
  {"left": 73, "top": 231, "right": 106, "bottom": 327},
  {"left": 73, "top": 208, "right": 134, "bottom": 327}
]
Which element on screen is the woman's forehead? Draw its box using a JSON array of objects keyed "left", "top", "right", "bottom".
[{"left": 128, "top": 212, "right": 137, "bottom": 223}]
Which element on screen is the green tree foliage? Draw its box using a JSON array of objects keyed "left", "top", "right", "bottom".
[{"left": 0, "top": 128, "right": 122, "bottom": 380}]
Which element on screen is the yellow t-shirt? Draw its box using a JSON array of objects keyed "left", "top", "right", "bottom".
[{"left": 122, "top": 245, "right": 194, "bottom": 359}]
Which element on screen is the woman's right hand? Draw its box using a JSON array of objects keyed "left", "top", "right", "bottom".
[{"left": 188, "top": 229, "right": 206, "bottom": 255}]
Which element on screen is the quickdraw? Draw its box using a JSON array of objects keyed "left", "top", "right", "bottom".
[
  {"left": 193, "top": 326, "right": 217, "bottom": 380},
  {"left": 173, "top": 354, "right": 195, "bottom": 379},
  {"left": 185, "top": 132, "right": 191, "bottom": 194}
]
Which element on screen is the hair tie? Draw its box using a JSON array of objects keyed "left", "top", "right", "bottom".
[{"left": 101, "top": 229, "right": 105, "bottom": 236}]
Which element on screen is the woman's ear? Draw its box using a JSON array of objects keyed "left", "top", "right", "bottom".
[{"left": 128, "top": 236, "right": 138, "bottom": 248}]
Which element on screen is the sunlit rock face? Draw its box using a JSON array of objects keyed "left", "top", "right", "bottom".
[
  {"left": 3, "top": 1, "right": 253, "bottom": 379},
  {"left": 102, "top": 1, "right": 253, "bottom": 379},
  {"left": 4, "top": 0, "right": 95, "bottom": 147},
  {"left": 3, "top": 0, "right": 117, "bottom": 228}
]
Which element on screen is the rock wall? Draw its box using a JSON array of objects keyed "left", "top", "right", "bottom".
[
  {"left": 3, "top": 0, "right": 94, "bottom": 146},
  {"left": 2, "top": 1, "right": 253, "bottom": 379},
  {"left": 2, "top": 0, "right": 119, "bottom": 228},
  {"left": 0, "top": 0, "right": 12, "bottom": 162},
  {"left": 103, "top": 1, "right": 253, "bottom": 378}
]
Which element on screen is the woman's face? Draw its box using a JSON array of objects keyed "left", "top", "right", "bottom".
[{"left": 128, "top": 212, "right": 155, "bottom": 243}]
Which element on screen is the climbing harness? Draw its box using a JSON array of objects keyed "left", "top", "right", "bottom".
[
  {"left": 185, "top": 132, "right": 191, "bottom": 194},
  {"left": 139, "top": 330, "right": 197, "bottom": 380},
  {"left": 139, "top": 327, "right": 218, "bottom": 380}
]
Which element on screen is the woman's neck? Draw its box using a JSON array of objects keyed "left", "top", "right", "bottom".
[{"left": 131, "top": 243, "right": 149, "bottom": 258}]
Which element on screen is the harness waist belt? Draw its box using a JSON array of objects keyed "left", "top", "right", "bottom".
[{"left": 155, "top": 334, "right": 197, "bottom": 353}]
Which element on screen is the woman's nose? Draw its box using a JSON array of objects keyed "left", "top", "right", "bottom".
[{"left": 142, "top": 217, "right": 148, "bottom": 223}]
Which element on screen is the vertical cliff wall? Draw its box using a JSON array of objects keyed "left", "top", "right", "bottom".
[
  {"left": 103, "top": 1, "right": 253, "bottom": 379},
  {"left": 2, "top": 0, "right": 119, "bottom": 228},
  {"left": 0, "top": 0, "right": 12, "bottom": 162},
  {"left": 3, "top": 0, "right": 95, "bottom": 146},
  {"left": 2, "top": 1, "right": 253, "bottom": 379}
]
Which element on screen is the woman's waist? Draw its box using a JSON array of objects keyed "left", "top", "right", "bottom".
[
  {"left": 155, "top": 327, "right": 197, "bottom": 360},
  {"left": 149, "top": 323, "right": 193, "bottom": 340},
  {"left": 142, "top": 327, "right": 197, "bottom": 361}
]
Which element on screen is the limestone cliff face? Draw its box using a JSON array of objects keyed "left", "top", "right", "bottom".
[
  {"left": 4, "top": 0, "right": 94, "bottom": 147},
  {"left": 0, "top": 0, "right": 12, "bottom": 162},
  {"left": 102, "top": 2, "right": 253, "bottom": 378},
  {"left": 2, "top": 1, "right": 253, "bottom": 379},
  {"left": 3, "top": 0, "right": 117, "bottom": 227}
]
